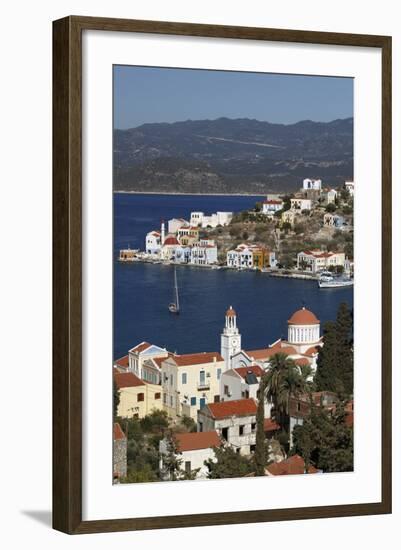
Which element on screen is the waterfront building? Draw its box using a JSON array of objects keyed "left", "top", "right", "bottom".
[
  {"left": 220, "top": 306, "right": 242, "bottom": 370},
  {"left": 190, "top": 239, "right": 218, "bottom": 265},
  {"left": 159, "top": 431, "right": 221, "bottom": 480},
  {"left": 220, "top": 365, "right": 264, "bottom": 401},
  {"left": 226, "top": 243, "right": 276, "bottom": 269},
  {"left": 113, "top": 423, "right": 127, "bottom": 481},
  {"left": 290, "top": 197, "right": 312, "bottom": 211},
  {"left": 160, "top": 352, "right": 225, "bottom": 420},
  {"left": 160, "top": 235, "right": 180, "bottom": 260},
  {"left": 113, "top": 371, "right": 163, "bottom": 418},
  {"left": 262, "top": 199, "right": 283, "bottom": 215},
  {"left": 128, "top": 341, "right": 169, "bottom": 379},
  {"left": 119, "top": 247, "right": 138, "bottom": 261},
  {"left": 197, "top": 398, "right": 258, "bottom": 455},
  {"left": 190, "top": 211, "right": 233, "bottom": 228},
  {"left": 145, "top": 230, "right": 162, "bottom": 255},
  {"left": 297, "top": 249, "right": 346, "bottom": 273},
  {"left": 174, "top": 244, "right": 192, "bottom": 263},
  {"left": 176, "top": 226, "right": 199, "bottom": 246},
  {"left": 168, "top": 218, "right": 189, "bottom": 234},
  {"left": 303, "top": 178, "right": 322, "bottom": 191},
  {"left": 344, "top": 180, "right": 355, "bottom": 196}
]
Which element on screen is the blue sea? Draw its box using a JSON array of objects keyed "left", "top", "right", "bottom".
[{"left": 113, "top": 193, "right": 353, "bottom": 359}]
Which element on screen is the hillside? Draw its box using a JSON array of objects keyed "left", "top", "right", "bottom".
[{"left": 114, "top": 117, "right": 353, "bottom": 194}]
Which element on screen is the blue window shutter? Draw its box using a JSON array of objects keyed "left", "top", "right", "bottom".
[{"left": 190, "top": 397, "right": 196, "bottom": 406}]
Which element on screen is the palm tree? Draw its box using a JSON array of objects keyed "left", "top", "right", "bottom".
[{"left": 263, "top": 353, "right": 308, "bottom": 432}]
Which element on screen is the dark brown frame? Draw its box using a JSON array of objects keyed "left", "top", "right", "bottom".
[{"left": 53, "top": 15, "right": 392, "bottom": 534}]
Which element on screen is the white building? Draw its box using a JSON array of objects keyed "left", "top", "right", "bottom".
[
  {"left": 160, "top": 235, "right": 180, "bottom": 260},
  {"left": 190, "top": 240, "right": 218, "bottom": 265},
  {"left": 220, "top": 365, "right": 264, "bottom": 402},
  {"left": 128, "top": 341, "right": 169, "bottom": 379},
  {"left": 303, "top": 178, "right": 322, "bottom": 191},
  {"left": 286, "top": 307, "right": 321, "bottom": 354},
  {"left": 161, "top": 351, "right": 225, "bottom": 420},
  {"left": 297, "top": 249, "right": 346, "bottom": 273},
  {"left": 168, "top": 218, "right": 189, "bottom": 234},
  {"left": 290, "top": 197, "right": 312, "bottom": 211},
  {"left": 145, "top": 230, "right": 162, "bottom": 255},
  {"left": 197, "top": 398, "right": 258, "bottom": 455},
  {"left": 324, "top": 188, "right": 338, "bottom": 204},
  {"left": 174, "top": 244, "right": 192, "bottom": 263},
  {"left": 159, "top": 431, "right": 221, "bottom": 480},
  {"left": 323, "top": 213, "right": 345, "bottom": 228},
  {"left": 344, "top": 181, "right": 354, "bottom": 196},
  {"left": 190, "top": 211, "right": 233, "bottom": 228},
  {"left": 226, "top": 244, "right": 253, "bottom": 268},
  {"left": 220, "top": 306, "right": 242, "bottom": 371},
  {"left": 262, "top": 199, "right": 283, "bottom": 215}
]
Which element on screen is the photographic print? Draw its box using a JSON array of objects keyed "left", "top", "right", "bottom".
[{"left": 112, "top": 65, "right": 354, "bottom": 484}]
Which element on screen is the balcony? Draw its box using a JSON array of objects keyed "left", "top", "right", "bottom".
[{"left": 197, "top": 382, "right": 210, "bottom": 391}]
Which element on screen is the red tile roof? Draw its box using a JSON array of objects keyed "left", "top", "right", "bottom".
[
  {"left": 266, "top": 455, "right": 318, "bottom": 476},
  {"left": 113, "top": 423, "right": 126, "bottom": 440},
  {"left": 170, "top": 352, "right": 224, "bottom": 367},
  {"left": 164, "top": 236, "right": 179, "bottom": 245},
  {"left": 234, "top": 365, "right": 265, "bottom": 380},
  {"left": 246, "top": 343, "right": 297, "bottom": 361},
  {"left": 226, "top": 306, "right": 236, "bottom": 317},
  {"left": 295, "top": 358, "right": 311, "bottom": 367},
  {"left": 130, "top": 341, "right": 152, "bottom": 354},
  {"left": 288, "top": 307, "right": 319, "bottom": 325},
  {"left": 174, "top": 431, "right": 221, "bottom": 452},
  {"left": 205, "top": 398, "right": 258, "bottom": 419},
  {"left": 114, "top": 371, "right": 145, "bottom": 389},
  {"left": 345, "top": 412, "right": 354, "bottom": 428},
  {"left": 264, "top": 418, "right": 280, "bottom": 432},
  {"left": 304, "top": 346, "right": 319, "bottom": 356},
  {"left": 114, "top": 355, "right": 129, "bottom": 369}
]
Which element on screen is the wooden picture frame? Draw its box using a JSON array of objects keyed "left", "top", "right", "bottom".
[{"left": 53, "top": 15, "right": 392, "bottom": 534}]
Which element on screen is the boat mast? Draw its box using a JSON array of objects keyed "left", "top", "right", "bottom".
[{"left": 174, "top": 268, "right": 179, "bottom": 310}]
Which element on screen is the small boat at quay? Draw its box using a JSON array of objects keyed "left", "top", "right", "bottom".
[{"left": 318, "top": 271, "right": 354, "bottom": 288}]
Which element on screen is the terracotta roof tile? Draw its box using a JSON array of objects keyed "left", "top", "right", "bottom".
[
  {"left": 264, "top": 418, "right": 280, "bottom": 432},
  {"left": 114, "top": 371, "right": 145, "bottom": 389},
  {"left": 174, "top": 431, "right": 221, "bottom": 452},
  {"left": 114, "top": 355, "right": 129, "bottom": 369},
  {"left": 170, "top": 352, "right": 224, "bottom": 367},
  {"left": 234, "top": 365, "right": 265, "bottom": 380},
  {"left": 113, "top": 423, "right": 126, "bottom": 440},
  {"left": 205, "top": 398, "right": 257, "bottom": 419},
  {"left": 130, "top": 341, "right": 152, "bottom": 354},
  {"left": 266, "top": 455, "right": 317, "bottom": 476},
  {"left": 288, "top": 307, "right": 319, "bottom": 326}
]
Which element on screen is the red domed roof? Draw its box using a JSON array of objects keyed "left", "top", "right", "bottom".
[
  {"left": 226, "top": 306, "right": 236, "bottom": 317},
  {"left": 288, "top": 307, "right": 319, "bottom": 325},
  {"left": 163, "top": 236, "right": 179, "bottom": 246}
]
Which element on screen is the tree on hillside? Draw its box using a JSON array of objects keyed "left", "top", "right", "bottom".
[
  {"left": 292, "top": 402, "right": 353, "bottom": 473},
  {"left": 160, "top": 430, "right": 183, "bottom": 481},
  {"left": 314, "top": 321, "right": 339, "bottom": 393},
  {"left": 204, "top": 445, "right": 253, "bottom": 479},
  {"left": 113, "top": 379, "right": 120, "bottom": 418},
  {"left": 264, "top": 353, "right": 307, "bottom": 433},
  {"left": 335, "top": 302, "right": 353, "bottom": 396},
  {"left": 254, "top": 377, "right": 267, "bottom": 476}
]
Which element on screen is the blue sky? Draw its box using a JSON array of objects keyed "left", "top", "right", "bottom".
[{"left": 113, "top": 65, "right": 353, "bottom": 129}]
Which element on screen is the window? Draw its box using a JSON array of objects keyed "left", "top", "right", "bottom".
[
  {"left": 182, "top": 372, "right": 187, "bottom": 385},
  {"left": 170, "top": 374, "right": 173, "bottom": 386},
  {"left": 137, "top": 393, "right": 144, "bottom": 402},
  {"left": 214, "top": 395, "right": 220, "bottom": 403},
  {"left": 185, "top": 461, "right": 191, "bottom": 475},
  {"left": 199, "top": 370, "right": 205, "bottom": 384},
  {"left": 250, "top": 445, "right": 256, "bottom": 453},
  {"left": 239, "top": 425, "right": 245, "bottom": 436},
  {"left": 200, "top": 398, "right": 206, "bottom": 409},
  {"left": 199, "top": 422, "right": 203, "bottom": 433},
  {"left": 222, "top": 427, "right": 229, "bottom": 441},
  {"left": 170, "top": 395, "right": 174, "bottom": 406},
  {"left": 251, "top": 423, "right": 256, "bottom": 432},
  {"left": 163, "top": 394, "right": 167, "bottom": 404},
  {"left": 217, "top": 368, "right": 221, "bottom": 380},
  {"left": 224, "top": 385, "right": 229, "bottom": 396},
  {"left": 190, "top": 396, "right": 196, "bottom": 406},
  {"left": 155, "top": 392, "right": 161, "bottom": 400},
  {"left": 297, "top": 402, "right": 301, "bottom": 412}
]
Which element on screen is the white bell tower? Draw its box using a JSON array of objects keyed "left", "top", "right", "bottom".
[{"left": 221, "top": 306, "right": 241, "bottom": 371}]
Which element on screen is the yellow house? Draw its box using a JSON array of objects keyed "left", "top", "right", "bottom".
[
  {"left": 177, "top": 226, "right": 199, "bottom": 246},
  {"left": 114, "top": 371, "right": 163, "bottom": 418}
]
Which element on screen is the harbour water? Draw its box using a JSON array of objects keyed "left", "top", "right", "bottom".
[{"left": 113, "top": 193, "right": 353, "bottom": 359}]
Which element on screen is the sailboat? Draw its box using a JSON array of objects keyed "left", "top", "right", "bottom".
[{"left": 168, "top": 267, "right": 180, "bottom": 314}]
